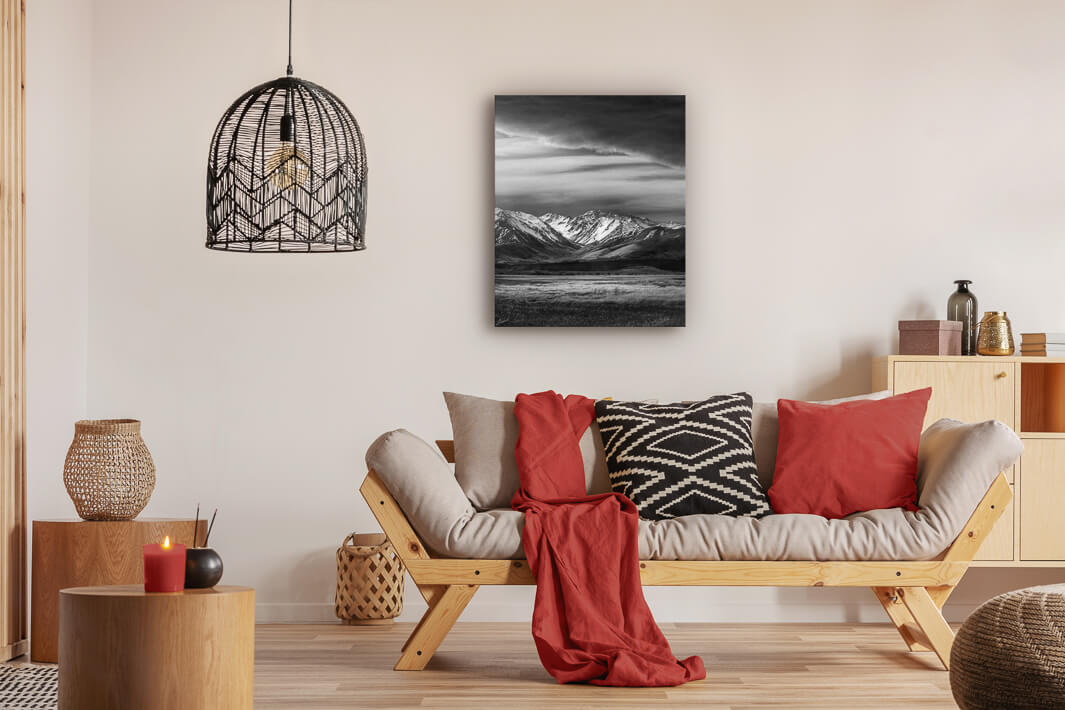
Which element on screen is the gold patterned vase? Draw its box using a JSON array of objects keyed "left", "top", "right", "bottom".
[{"left": 977, "top": 311, "right": 1015, "bottom": 356}]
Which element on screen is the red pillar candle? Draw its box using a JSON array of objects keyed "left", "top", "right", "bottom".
[{"left": 143, "top": 536, "right": 187, "bottom": 593}]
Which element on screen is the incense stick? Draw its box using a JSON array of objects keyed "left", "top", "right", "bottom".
[
  {"left": 192, "top": 503, "right": 200, "bottom": 548},
  {"left": 203, "top": 508, "right": 218, "bottom": 547}
]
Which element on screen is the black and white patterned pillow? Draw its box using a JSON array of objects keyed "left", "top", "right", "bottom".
[{"left": 594, "top": 393, "right": 772, "bottom": 520}]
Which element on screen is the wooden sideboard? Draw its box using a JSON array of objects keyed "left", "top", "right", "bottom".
[{"left": 874, "top": 355, "right": 1065, "bottom": 567}]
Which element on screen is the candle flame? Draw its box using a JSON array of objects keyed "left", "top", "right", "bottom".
[{"left": 162, "top": 535, "right": 171, "bottom": 550}]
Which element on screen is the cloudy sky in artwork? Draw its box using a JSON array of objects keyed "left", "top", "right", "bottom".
[{"left": 494, "top": 95, "right": 685, "bottom": 224}]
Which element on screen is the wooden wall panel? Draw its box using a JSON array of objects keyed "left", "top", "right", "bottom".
[{"left": 0, "top": 0, "right": 27, "bottom": 661}]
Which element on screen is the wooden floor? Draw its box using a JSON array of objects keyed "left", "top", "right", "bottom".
[{"left": 253, "top": 622, "right": 957, "bottom": 709}]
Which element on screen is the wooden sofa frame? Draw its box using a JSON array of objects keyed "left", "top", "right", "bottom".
[{"left": 360, "top": 439, "right": 1012, "bottom": 672}]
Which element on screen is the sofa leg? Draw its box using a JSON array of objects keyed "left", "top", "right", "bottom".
[
  {"left": 395, "top": 584, "right": 479, "bottom": 670},
  {"left": 872, "top": 586, "right": 933, "bottom": 653},
  {"left": 402, "top": 584, "right": 448, "bottom": 651},
  {"left": 898, "top": 586, "right": 955, "bottom": 670},
  {"left": 925, "top": 584, "right": 956, "bottom": 609}
]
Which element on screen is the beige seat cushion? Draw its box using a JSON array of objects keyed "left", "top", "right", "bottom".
[{"left": 366, "top": 418, "right": 1022, "bottom": 561}]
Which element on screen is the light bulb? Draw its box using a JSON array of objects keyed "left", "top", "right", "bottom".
[{"left": 266, "top": 141, "right": 310, "bottom": 190}]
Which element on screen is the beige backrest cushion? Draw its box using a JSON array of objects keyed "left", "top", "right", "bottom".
[
  {"left": 751, "top": 390, "right": 893, "bottom": 488},
  {"left": 443, "top": 392, "right": 609, "bottom": 509}
]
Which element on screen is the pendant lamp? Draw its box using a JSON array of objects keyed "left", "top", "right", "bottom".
[{"left": 206, "top": 0, "right": 367, "bottom": 252}]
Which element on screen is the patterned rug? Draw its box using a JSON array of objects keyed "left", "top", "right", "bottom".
[{"left": 0, "top": 665, "right": 57, "bottom": 709}]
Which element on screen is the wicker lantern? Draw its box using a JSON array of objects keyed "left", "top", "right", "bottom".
[
  {"left": 205, "top": 0, "right": 367, "bottom": 253},
  {"left": 335, "top": 533, "right": 404, "bottom": 625},
  {"left": 63, "top": 419, "right": 155, "bottom": 521}
]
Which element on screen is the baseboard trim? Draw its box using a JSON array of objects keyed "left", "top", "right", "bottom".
[
  {"left": 256, "top": 603, "right": 344, "bottom": 624},
  {"left": 254, "top": 599, "right": 986, "bottom": 624},
  {"left": 2, "top": 639, "right": 28, "bottom": 661}
]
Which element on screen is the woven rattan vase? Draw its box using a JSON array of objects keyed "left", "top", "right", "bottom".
[
  {"left": 335, "top": 533, "right": 404, "bottom": 625},
  {"left": 63, "top": 419, "right": 156, "bottom": 521}
]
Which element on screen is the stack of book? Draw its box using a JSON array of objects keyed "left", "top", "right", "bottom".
[{"left": 1020, "top": 333, "right": 1065, "bottom": 356}]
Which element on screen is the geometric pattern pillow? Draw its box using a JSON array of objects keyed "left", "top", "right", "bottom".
[{"left": 594, "top": 393, "right": 772, "bottom": 520}]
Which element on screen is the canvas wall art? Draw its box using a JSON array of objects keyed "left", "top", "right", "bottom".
[{"left": 494, "top": 94, "right": 685, "bottom": 327}]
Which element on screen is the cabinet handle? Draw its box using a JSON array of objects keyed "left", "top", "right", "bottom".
[{"left": 995, "top": 371, "right": 1008, "bottom": 379}]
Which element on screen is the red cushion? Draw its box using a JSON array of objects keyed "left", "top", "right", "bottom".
[{"left": 767, "top": 388, "right": 931, "bottom": 519}]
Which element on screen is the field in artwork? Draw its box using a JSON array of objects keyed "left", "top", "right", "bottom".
[{"left": 494, "top": 270, "right": 684, "bottom": 327}]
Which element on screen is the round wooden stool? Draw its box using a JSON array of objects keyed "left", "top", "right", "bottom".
[{"left": 59, "top": 585, "right": 254, "bottom": 710}]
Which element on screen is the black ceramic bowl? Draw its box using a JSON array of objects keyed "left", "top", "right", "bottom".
[{"left": 185, "top": 547, "right": 224, "bottom": 589}]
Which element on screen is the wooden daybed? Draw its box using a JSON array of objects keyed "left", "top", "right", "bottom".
[{"left": 361, "top": 437, "right": 1013, "bottom": 673}]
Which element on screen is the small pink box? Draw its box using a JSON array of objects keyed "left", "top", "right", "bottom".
[{"left": 899, "top": 320, "right": 962, "bottom": 356}]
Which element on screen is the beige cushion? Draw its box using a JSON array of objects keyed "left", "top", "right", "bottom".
[
  {"left": 443, "top": 392, "right": 609, "bottom": 509},
  {"left": 366, "top": 418, "right": 1023, "bottom": 561}
]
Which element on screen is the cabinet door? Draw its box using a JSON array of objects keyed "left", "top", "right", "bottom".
[
  {"left": 893, "top": 361, "right": 1015, "bottom": 431},
  {"left": 1020, "top": 439, "right": 1065, "bottom": 561},
  {"left": 974, "top": 484, "right": 1015, "bottom": 562},
  {"left": 894, "top": 360, "right": 1016, "bottom": 483}
]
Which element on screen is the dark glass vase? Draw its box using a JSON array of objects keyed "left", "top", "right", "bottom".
[{"left": 948, "top": 280, "right": 978, "bottom": 356}]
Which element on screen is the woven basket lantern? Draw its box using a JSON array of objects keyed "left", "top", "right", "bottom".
[
  {"left": 63, "top": 419, "right": 155, "bottom": 521},
  {"left": 335, "top": 533, "right": 404, "bottom": 625}
]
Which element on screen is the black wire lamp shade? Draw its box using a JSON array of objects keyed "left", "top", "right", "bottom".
[{"left": 205, "top": 3, "right": 366, "bottom": 252}]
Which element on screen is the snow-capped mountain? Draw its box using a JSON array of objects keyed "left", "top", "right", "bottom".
[
  {"left": 541, "top": 210, "right": 656, "bottom": 246},
  {"left": 495, "top": 208, "right": 684, "bottom": 266},
  {"left": 494, "top": 208, "right": 578, "bottom": 262},
  {"left": 494, "top": 208, "right": 573, "bottom": 248},
  {"left": 580, "top": 225, "right": 685, "bottom": 262}
]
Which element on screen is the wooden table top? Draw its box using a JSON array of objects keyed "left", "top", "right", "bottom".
[
  {"left": 60, "top": 584, "right": 253, "bottom": 598},
  {"left": 34, "top": 518, "right": 198, "bottom": 524}
]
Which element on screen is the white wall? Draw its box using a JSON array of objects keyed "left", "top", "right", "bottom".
[
  {"left": 28, "top": 0, "right": 1065, "bottom": 623},
  {"left": 26, "top": 0, "right": 92, "bottom": 536}
]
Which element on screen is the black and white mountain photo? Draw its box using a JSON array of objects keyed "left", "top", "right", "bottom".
[{"left": 494, "top": 95, "right": 685, "bottom": 327}]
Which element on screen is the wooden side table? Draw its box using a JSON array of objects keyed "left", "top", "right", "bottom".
[
  {"left": 31, "top": 518, "right": 205, "bottom": 662},
  {"left": 59, "top": 585, "right": 254, "bottom": 710}
]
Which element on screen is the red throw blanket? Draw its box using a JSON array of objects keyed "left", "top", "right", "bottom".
[{"left": 511, "top": 391, "right": 706, "bottom": 686}]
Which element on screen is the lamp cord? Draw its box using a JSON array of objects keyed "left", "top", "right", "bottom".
[{"left": 286, "top": 0, "right": 294, "bottom": 76}]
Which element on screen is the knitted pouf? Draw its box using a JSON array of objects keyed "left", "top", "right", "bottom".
[{"left": 951, "top": 584, "right": 1065, "bottom": 710}]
